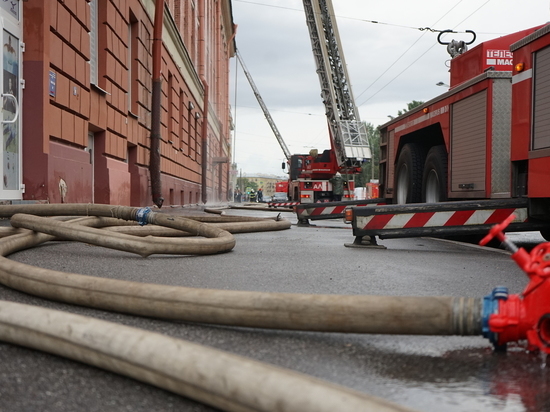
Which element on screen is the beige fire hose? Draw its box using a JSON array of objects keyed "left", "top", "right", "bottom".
[
  {"left": 2, "top": 204, "right": 239, "bottom": 255},
  {"left": 0, "top": 218, "right": 482, "bottom": 334},
  {"left": 0, "top": 300, "right": 415, "bottom": 412},
  {"left": 0, "top": 204, "right": 470, "bottom": 411}
]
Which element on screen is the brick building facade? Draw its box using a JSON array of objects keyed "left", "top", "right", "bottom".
[{"left": 15, "top": 0, "right": 235, "bottom": 206}]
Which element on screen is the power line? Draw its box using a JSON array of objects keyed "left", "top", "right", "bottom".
[
  {"left": 357, "top": 0, "right": 492, "bottom": 107},
  {"left": 452, "top": 0, "right": 492, "bottom": 28},
  {"left": 354, "top": 0, "right": 465, "bottom": 101},
  {"left": 235, "top": 103, "right": 324, "bottom": 117},
  {"left": 233, "top": 0, "right": 483, "bottom": 34},
  {"left": 357, "top": 43, "right": 439, "bottom": 107}
]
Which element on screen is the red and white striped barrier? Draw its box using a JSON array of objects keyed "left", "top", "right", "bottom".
[
  {"left": 294, "top": 200, "right": 385, "bottom": 222},
  {"left": 268, "top": 202, "right": 300, "bottom": 208},
  {"left": 298, "top": 203, "right": 381, "bottom": 219},
  {"left": 296, "top": 199, "right": 386, "bottom": 220},
  {"left": 356, "top": 207, "right": 528, "bottom": 231},
  {"left": 297, "top": 204, "right": 353, "bottom": 218}
]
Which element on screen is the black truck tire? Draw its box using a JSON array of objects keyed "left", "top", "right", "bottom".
[
  {"left": 422, "top": 145, "right": 448, "bottom": 203},
  {"left": 394, "top": 143, "right": 425, "bottom": 204}
]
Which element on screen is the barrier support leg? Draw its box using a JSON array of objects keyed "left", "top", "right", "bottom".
[
  {"left": 344, "top": 235, "right": 386, "bottom": 249},
  {"left": 297, "top": 218, "right": 311, "bottom": 227}
]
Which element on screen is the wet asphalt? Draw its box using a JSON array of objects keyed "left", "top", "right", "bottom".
[{"left": 0, "top": 205, "right": 548, "bottom": 412}]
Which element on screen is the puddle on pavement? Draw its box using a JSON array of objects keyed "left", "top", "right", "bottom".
[{"left": 370, "top": 344, "right": 550, "bottom": 412}]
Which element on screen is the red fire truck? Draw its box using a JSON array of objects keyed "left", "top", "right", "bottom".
[
  {"left": 347, "top": 24, "right": 550, "bottom": 243},
  {"left": 286, "top": 149, "right": 358, "bottom": 203},
  {"left": 274, "top": 181, "right": 288, "bottom": 193}
]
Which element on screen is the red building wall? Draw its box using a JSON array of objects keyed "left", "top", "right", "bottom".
[{"left": 21, "top": 0, "right": 235, "bottom": 206}]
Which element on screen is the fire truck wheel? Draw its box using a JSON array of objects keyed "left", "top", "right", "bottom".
[
  {"left": 422, "top": 145, "right": 448, "bottom": 203},
  {"left": 541, "top": 228, "right": 550, "bottom": 242},
  {"left": 395, "top": 143, "right": 425, "bottom": 204}
]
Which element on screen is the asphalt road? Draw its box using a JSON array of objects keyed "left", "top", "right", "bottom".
[{"left": 0, "top": 206, "right": 548, "bottom": 412}]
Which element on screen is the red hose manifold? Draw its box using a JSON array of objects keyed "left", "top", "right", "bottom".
[{"left": 481, "top": 214, "right": 550, "bottom": 352}]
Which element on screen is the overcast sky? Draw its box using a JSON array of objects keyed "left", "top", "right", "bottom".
[{"left": 229, "top": 0, "right": 549, "bottom": 177}]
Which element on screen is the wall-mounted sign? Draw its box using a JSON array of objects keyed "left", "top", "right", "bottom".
[{"left": 0, "top": 0, "right": 19, "bottom": 20}]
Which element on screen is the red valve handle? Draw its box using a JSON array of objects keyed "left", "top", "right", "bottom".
[{"left": 479, "top": 214, "right": 515, "bottom": 246}]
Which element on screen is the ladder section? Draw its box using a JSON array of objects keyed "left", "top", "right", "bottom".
[
  {"left": 236, "top": 50, "right": 291, "bottom": 160},
  {"left": 302, "top": 0, "right": 371, "bottom": 167}
]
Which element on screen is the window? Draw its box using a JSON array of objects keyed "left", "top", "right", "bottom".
[
  {"left": 128, "top": 10, "right": 139, "bottom": 114},
  {"left": 179, "top": 89, "right": 185, "bottom": 151},
  {"left": 168, "top": 72, "right": 173, "bottom": 142}
]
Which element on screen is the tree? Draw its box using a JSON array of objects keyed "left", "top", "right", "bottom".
[
  {"left": 236, "top": 177, "right": 258, "bottom": 193},
  {"left": 397, "top": 100, "right": 424, "bottom": 116}
]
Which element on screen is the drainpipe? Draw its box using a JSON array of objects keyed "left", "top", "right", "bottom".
[
  {"left": 199, "top": 1, "right": 208, "bottom": 204},
  {"left": 200, "top": 77, "right": 208, "bottom": 204},
  {"left": 228, "top": 24, "right": 237, "bottom": 202},
  {"left": 149, "top": 0, "right": 164, "bottom": 208}
]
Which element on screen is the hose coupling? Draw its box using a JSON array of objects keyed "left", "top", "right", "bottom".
[
  {"left": 136, "top": 207, "right": 153, "bottom": 226},
  {"left": 482, "top": 286, "right": 509, "bottom": 346}
]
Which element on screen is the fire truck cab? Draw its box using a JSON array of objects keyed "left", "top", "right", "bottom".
[
  {"left": 509, "top": 24, "right": 550, "bottom": 222},
  {"left": 287, "top": 150, "right": 356, "bottom": 203}
]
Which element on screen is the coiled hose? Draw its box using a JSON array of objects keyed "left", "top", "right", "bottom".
[{"left": 0, "top": 204, "right": 479, "bottom": 412}]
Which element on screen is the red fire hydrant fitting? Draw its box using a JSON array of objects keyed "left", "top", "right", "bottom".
[{"left": 480, "top": 214, "right": 550, "bottom": 353}]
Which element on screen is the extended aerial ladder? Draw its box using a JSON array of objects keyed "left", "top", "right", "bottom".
[
  {"left": 289, "top": 0, "right": 378, "bottom": 221},
  {"left": 302, "top": 0, "right": 371, "bottom": 168},
  {"left": 236, "top": 49, "right": 291, "bottom": 161},
  {"left": 235, "top": 2, "right": 372, "bottom": 211},
  {"left": 237, "top": 1, "right": 370, "bottom": 168}
]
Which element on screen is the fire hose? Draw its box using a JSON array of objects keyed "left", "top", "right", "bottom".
[
  {"left": 0, "top": 301, "right": 413, "bottom": 412},
  {"left": 0, "top": 204, "right": 548, "bottom": 411},
  {"left": 0, "top": 204, "right": 416, "bottom": 412}
]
